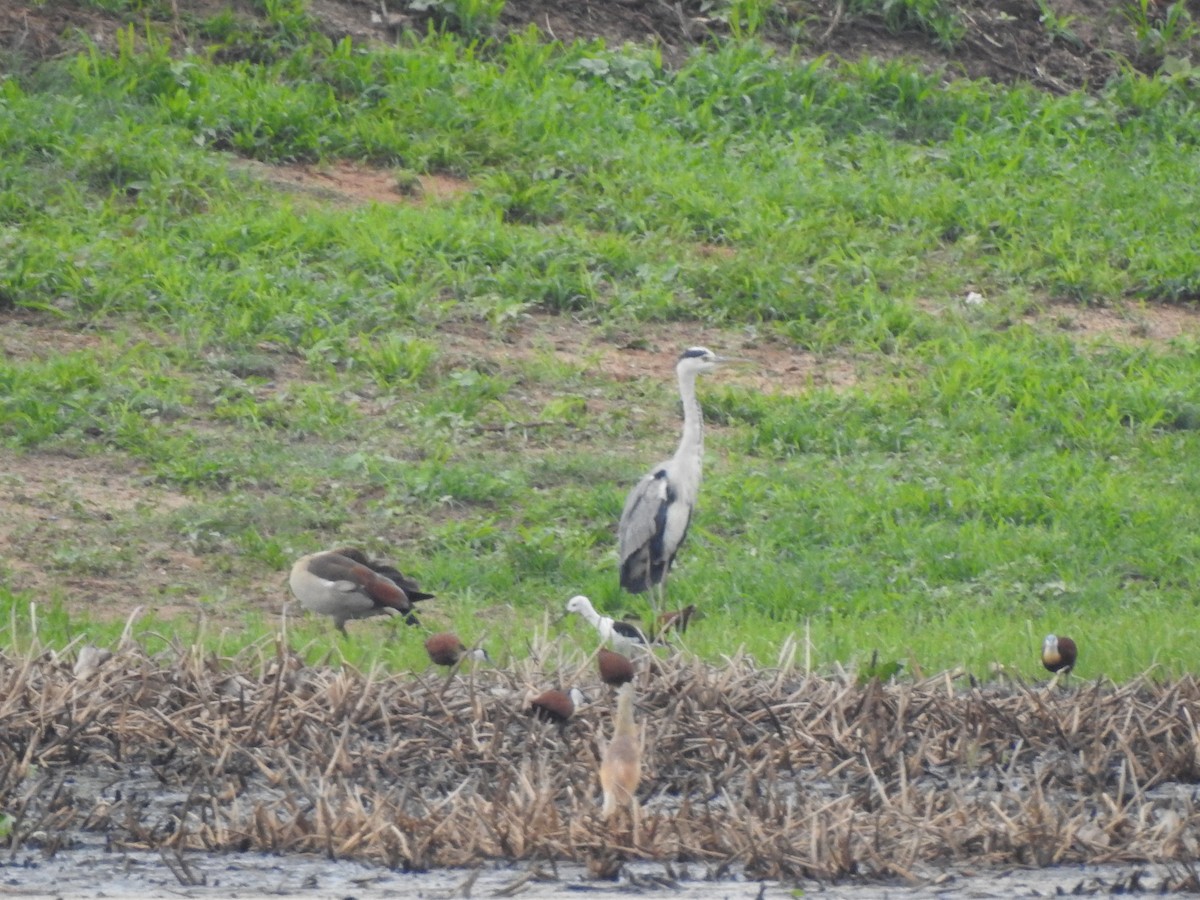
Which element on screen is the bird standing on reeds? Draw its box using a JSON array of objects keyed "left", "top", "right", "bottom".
[
  {"left": 288, "top": 548, "right": 434, "bottom": 634},
  {"left": 526, "top": 687, "right": 588, "bottom": 726},
  {"left": 618, "top": 347, "right": 742, "bottom": 620},
  {"left": 597, "top": 648, "right": 635, "bottom": 688},
  {"left": 565, "top": 595, "right": 648, "bottom": 652},
  {"left": 1041, "top": 634, "right": 1077, "bottom": 675},
  {"left": 599, "top": 682, "right": 643, "bottom": 840},
  {"left": 424, "top": 632, "right": 490, "bottom": 668},
  {"left": 656, "top": 603, "right": 699, "bottom": 637}
]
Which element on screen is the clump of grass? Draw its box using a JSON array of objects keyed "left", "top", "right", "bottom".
[
  {"left": 707, "top": 0, "right": 779, "bottom": 39},
  {"left": 1037, "top": 0, "right": 1082, "bottom": 48},
  {"left": 849, "top": 0, "right": 965, "bottom": 48},
  {"left": 1123, "top": 0, "right": 1198, "bottom": 68},
  {"left": 408, "top": 0, "right": 507, "bottom": 39},
  {"left": 392, "top": 168, "right": 423, "bottom": 197},
  {"left": 352, "top": 334, "right": 438, "bottom": 386}
]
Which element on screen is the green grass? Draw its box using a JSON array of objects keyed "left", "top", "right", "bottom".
[
  {"left": 3, "top": 8, "right": 1200, "bottom": 682},
  {"left": 850, "top": 0, "right": 966, "bottom": 49},
  {"left": 1123, "top": 0, "right": 1199, "bottom": 67}
]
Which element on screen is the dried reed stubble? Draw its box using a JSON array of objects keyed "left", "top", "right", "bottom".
[{"left": 5, "top": 643, "right": 1200, "bottom": 878}]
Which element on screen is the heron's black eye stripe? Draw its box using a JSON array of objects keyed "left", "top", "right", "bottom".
[{"left": 679, "top": 347, "right": 709, "bottom": 359}]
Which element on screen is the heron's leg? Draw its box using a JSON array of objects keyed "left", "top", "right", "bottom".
[
  {"left": 656, "top": 578, "right": 671, "bottom": 636},
  {"left": 646, "top": 580, "right": 665, "bottom": 634}
]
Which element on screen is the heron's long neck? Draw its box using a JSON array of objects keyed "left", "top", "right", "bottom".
[{"left": 673, "top": 368, "right": 704, "bottom": 473}]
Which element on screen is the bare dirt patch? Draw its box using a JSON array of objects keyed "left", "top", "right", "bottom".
[
  {"left": 303, "top": 0, "right": 1193, "bottom": 89},
  {"left": 437, "top": 315, "right": 861, "bottom": 394},
  {"left": 0, "top": 481, "right": 293, "bottom": 632},
  {"left": 2, "top": 0, "right": 1190, "bottom": 91},
  {"left": 233, "top": 158, "right": 473, "bottom": 207},
  {"left": 0, "top": 309, "right": 107, "bottom": 360},
  {"left": 0, "top": 449, "right": 200, "bottom": 614},
  {"left": 1036, "top": 299, "right": 1200, "bottom": 345},
  {"left": 921, "top": 293, "right": 1200, "bottom": 348}
]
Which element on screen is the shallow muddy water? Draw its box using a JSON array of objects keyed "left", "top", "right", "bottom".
[{"left": 0, "top": 847, "right": 1190, "bottom": 900}]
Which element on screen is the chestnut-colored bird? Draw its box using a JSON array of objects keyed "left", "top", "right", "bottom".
[
  {"left": 424, "top": 632, "right": 490, "bottom": 668},
  {"left": 338, "top": 548, "right": 431, "bottom": 614},
  {"left": 597, "top": 648, "right": 635, "bottom": 688},
  {"left": 657, "top": 604, "right": 698, "bottom": 635},
  {"left": 289, "top": 548, "right": 434, "bottom": 634},
  {"left": 527, "top": 687, "right": 587, "bottom": 724},
  {"left": 1041, "top": 634, "right": 1077, "bottom": 674},
  {"left": 599, "top": 683, "right": 643, "bottom": 833}
]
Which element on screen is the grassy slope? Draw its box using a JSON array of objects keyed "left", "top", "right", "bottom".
[{"left": 3, "top": 7, "right": 1200, "bottom": 679}]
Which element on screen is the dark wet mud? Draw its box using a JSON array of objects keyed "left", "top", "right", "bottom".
[
  {"left": 3, "top": 851, "right": 1197, "bottom": 899},
  {"left": 5, "top": 643, "right": 1200, "bottom": 897}
]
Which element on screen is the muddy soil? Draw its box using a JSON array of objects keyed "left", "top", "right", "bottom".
[
  {"left": 2, "top": 852, "right": 1195, "bottom": 899},
  {"left": 5, "top": 645, "right": 1200, "bottom": 897},
  {"left": 2, "top": 0, "right": 1192, "bottom": 90}
]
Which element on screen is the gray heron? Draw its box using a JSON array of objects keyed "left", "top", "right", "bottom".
[
  {"left": 288, "top": 547, "right": 434, "bottom": 634},
  {"left": 617, "top": 346, "right": 739, "bottom": 618}
]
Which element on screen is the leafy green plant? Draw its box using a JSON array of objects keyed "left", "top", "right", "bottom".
[
  {"left": 1037, "top": 0, "right": 1082, "bottom": 48},
  {"left": 352, "top": 334, "right": 437, "bottom": 386},
  {"left": 1123, "top": 0, "right": 1198, "bottom": 67},
  {"left": 256, "top": 0, "right": 320, "bottom": 44},
  {"left": 703, "top": 0, "right": 777, "bottom": 39},
  {"left": 850, "top": 0, "right": 965, "bottom": 49},
  {"left": 409, "top": 0, "right": 506, "bottom": 39},
  {"left": 567, "top": 49, "right": 661, "bottom": 89}
]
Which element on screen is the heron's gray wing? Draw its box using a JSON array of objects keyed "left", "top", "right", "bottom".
[
  {"left": 655, "top": 485, "right": 694, "bottom": 577},
  {"left": 619, "top": 469, "right": 670, "bottom": 592}
]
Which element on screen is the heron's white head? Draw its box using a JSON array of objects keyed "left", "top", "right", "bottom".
[
  {"left": 677, "top": 346, "right": 751, "bottom": 375},
  {"left": 568, "top": 686, "right": 589, "bottom": 708},
  {"left": 468, "top": 646, "right": 491, "bottom": 663},
  {"left": 678, "top": 346, "right": 722, "bottom": 373},
  {"left": 1042, "top": 634, "right": 1058, "bottom": 656}
]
